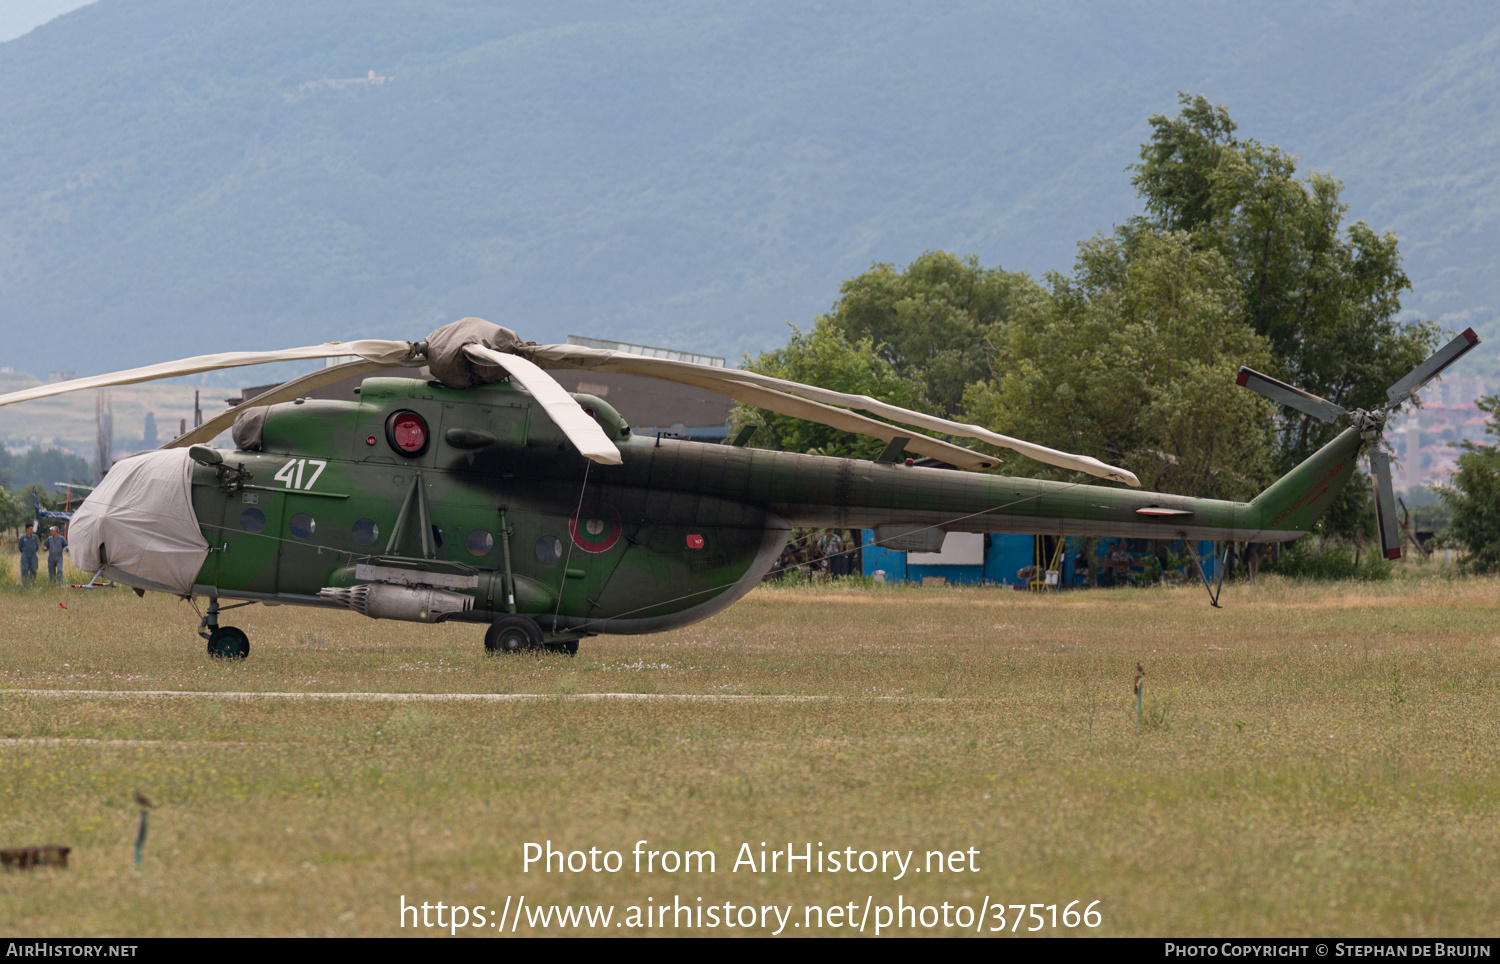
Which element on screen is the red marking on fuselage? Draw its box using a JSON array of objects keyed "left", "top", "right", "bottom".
[{"left": 1271, "top": 457, "right": 1349, "bottom": 528}]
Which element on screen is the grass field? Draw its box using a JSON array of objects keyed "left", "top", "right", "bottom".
[{"left": 1, "top": 569, "right": 1497, "bottom": 937}]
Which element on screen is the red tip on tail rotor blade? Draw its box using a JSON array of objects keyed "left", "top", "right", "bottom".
[
  {"left": 1235, "top": 369, "right": 1251, "bottom": 386},
  {"left": 1387, "top": 328, "right": 1484, "bottom": 404},
  {"left": 1385, "top": 548, "right": 1403, "bottom": 560}
]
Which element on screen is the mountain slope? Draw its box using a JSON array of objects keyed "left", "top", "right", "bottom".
[{"left": 1, "top": 0, "right": 1497, "bottom": 382}]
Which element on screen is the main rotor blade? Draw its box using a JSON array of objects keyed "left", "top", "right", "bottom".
[
  {"left": 0, "top": 340, "right": 417, "bottom": 409},
  {"left": 163, "top": 360, "right": 396, "bottom": 449},
  {"left": 633, "top": 368, "right": 1006, "bottom": 471},
  {"left": 1235, "top": 367, "right": 1347, "bottom": 423},
  {"left": 1386, "top": 327, "right": 1481, "bottom": 406},
  {"left": 528, "top": 344, "right": 1141, "bottom": 485},
  {"left": 1369, "top": 450, "right": 1402, "bottom": 560},
  {"left": 462, "top": 346, "right": 623, "bottom": 465}
]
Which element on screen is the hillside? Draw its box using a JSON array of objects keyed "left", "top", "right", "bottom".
[{"left": 0, "top": 0, "right": 1497, "bottom": 387}]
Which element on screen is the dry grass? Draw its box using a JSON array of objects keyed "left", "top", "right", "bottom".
[{"left": 1, "top": 569, "right": 1498, "bottom": 936}]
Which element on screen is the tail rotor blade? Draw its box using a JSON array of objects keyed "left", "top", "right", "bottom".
[
  {"left": 1235, "top": 367, "right": 1346, "bottom": 423},
  {"left": 1386, "top": 328, "right": 1481, "bottom": 406},
  {"left": 1369, "top": 450, "right": 1402, "bottom": 560}
]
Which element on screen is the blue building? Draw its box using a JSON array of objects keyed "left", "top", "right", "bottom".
[{"left": 861, "top": 531, "right": 1220, "bottom": 587}]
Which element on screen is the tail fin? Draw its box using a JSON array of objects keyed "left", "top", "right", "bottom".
[{"left": 1247, "top": 426, "right": 1364, "bottom": 535}]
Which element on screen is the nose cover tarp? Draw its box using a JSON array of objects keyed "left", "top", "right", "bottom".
[{"left": 69, "top": 449, "right": 210, "bottom": 595}]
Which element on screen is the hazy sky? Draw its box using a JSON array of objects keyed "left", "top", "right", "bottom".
[{"left": 0, "top": 0, "right": 94, "bottom": 43}]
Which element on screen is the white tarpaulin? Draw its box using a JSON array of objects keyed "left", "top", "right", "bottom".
[{"left": 69, "top": 449, "right": 210, "bottom": 595}]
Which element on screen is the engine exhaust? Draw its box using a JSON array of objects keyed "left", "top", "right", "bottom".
[{"left": 317, "top": 583, "right": 474, "bottom": 623}]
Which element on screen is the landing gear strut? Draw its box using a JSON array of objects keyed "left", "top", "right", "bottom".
[
  {"left": 484, "top": 615, "right": 542, "bottom": 654},
  {"left": 483, "top": 616, "right": 581, "bottom": 656},
  {"left": 199, "top": 597, "right": 252, "bottom": 659}
]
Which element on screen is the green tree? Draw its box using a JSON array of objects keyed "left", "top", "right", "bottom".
[
  {"left": 2, "top": 447, "right": 91, "bottom": 490},
  {"left": 965, "top": 229, "right": 1275, "bottom": 499},
  {"left": 1436, "top": 394, "right": 1500, "bottom": 572},
  {"left": 1130, "top": 93, "right": 1440, "bottom": 470},
  {"left": 820, "top": 251, "right": 1047, "bottom": 417},
  {"left": 0, "top": 489, "right": 26, "bottom": 537},
  {"left": 736, "top": 318, "right": 923, "bottom": 459}
]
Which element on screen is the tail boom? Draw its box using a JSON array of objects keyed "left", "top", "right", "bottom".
[{"left": 739, "top": 426, "right": 1366, "bottom": 545}]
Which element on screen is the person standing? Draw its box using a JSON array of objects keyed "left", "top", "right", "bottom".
[
  {"left": 17, "top": 522, "right": 40, "bottom": 585},
  {"left": 43, "top": 526, "right": 68, "bottom": 584}
]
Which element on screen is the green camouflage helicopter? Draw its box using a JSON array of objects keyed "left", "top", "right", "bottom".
[{"left": 0, "top": 319, "right": 1478, "bottom": 658}]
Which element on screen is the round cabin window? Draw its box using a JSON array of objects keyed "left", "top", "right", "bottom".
[
  {"left": 466, "top": 529, "right": 494, "bottom": 557},
  {"left": 239, "top": 508, "right": 267, "bottom": 534},
  {"left": 352, "top": 518, "right": 380, "bottom": 546},
  {"left": 385, "top": 410, "right": 429, "bottom": 457},
  {"left": 288, "top": 513, "right": 316, "bottom": 540},
  {"left": 535, "top": 535, "right": 563, "bottom": 564}
]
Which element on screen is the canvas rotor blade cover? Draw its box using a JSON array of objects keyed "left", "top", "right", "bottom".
[
  {"left": 609, "top": 366, "right": 1004, "bottom": 471},
  {"left": 0, "top": 341, "right": 416, "bottom": 409},
  {"left": 461, "top": 345, "right": 623, "bottom": 465},
  {"left": 168, "top": 359, "right": 394, "bottom": 449},
  {"left": 422, "top": 317, "right": 527, "bottom": 389},
  {"left": 68, "top": 449, "right": 211, "bottom": 595},
  {"left": 527, "top": 343, "right": 1141, "bottom": 485}
]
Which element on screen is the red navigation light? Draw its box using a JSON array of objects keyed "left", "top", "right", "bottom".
[
  {"left": 366, "top": 435, "right": 377, "bottom": 446},
  {"left": 386, "top": 411, "right": 429, "bottom": 457}
]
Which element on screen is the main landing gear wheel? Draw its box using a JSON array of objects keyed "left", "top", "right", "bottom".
[
  {"left": 484, "top": 616, "right": 543, "bottom": 655},
  {"left": 206, "top": 626, "right": 250, "bottom": 660}
]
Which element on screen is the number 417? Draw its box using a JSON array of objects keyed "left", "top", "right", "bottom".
[{"left": 274, "top": 458, "right": 327, "bottom": 491}]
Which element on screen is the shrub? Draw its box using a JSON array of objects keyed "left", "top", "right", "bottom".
[
  {"left": 1435, "top": 395, "right": 1500, "bottom": 573},
  {"left": 1261, "top": 539, "right": 1392, "bottom": 582}
]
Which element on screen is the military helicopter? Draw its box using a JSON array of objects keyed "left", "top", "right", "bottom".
[{"left": 0, "top": 318, "right": 1478, "bottom": 658}]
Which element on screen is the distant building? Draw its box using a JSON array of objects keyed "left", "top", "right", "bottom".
[
  {"left": 563, "top": 335, "right": 727, "bottom": 369},
  {"left": 1387, "top": 375, "right": 1490, "bottom": 490},
  {"left": 548, "top": 336, "right": 732, "bottom": 442},
  {"left": 299, "top": 70, "right": 394, "bottom": 92},
  {"left": 47, "top": 370, "right": 75, "bottom": 382},
  {"left": 862, "top": 533, "right": 1221, "bottom": 588}
]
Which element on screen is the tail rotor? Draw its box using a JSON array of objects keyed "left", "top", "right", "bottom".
[
  {"left": 1235, "top": 328, "right": 1481, "bottom": 561},
  {"left": 1368, "top": 449, "right": 1402, "bottom": 560}
]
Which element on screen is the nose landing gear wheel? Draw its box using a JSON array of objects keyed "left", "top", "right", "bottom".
[
  {"left": 484, "top": 616, "right": 542, "bottom": 654},
  {"left": 206, "top": 626, "right": 250, "bottom": 660}
]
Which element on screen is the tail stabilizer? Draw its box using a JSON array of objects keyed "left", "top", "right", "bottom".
[{"left": 1246, "top": 426, "right": 1364, "bottom": 535}]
